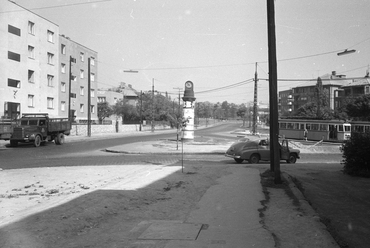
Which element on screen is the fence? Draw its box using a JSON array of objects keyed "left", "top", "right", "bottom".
[{"left": 69, "top": 121, "right": 172, "bottom": 136}]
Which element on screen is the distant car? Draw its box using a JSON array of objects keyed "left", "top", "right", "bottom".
[{"left": 225, "top": 138, "right": 300, "bottom": 164}]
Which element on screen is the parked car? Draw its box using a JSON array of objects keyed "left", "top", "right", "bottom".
[{"left": 225, "top": 138, "right": 300, "bottom": 164}]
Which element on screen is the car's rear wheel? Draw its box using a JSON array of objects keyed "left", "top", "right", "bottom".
[
  {"left": 249, "top": 154, "right": 260, "bottom": 164},
  {"left": 286, "top": 154, "right": 297, "bottom": 164},
  {"left": 234, "top": 158, "right": 244, "bottom": 164}
]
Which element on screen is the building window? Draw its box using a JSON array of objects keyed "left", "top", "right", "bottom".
[
  {"left": 47, "top": 97, "right": 54, "bottom": 109},
  {"left": 61, "top": 44, "right": 66, "bottom": 54},
  {"left": 28, "top": 21, "right": 35, "bottom": 35},
  {"left": 90, "top": 73, "right": 95, "bottom": 81},
  {"left": 91, "top": 89, "right": 95, "bottom": 97},
  {"left": 28, "top": 70, "right": 35, "bottom": 83},
  {"left": 80, "top": 104, "right": 84, "bottom": 112},
  {"left": 61, "top": 63, "right": 66, "bottom": 73},
  {"left": 61, "top": 101, "right": 66, "bottom": 111},
  {"left": 47, "top": 52, "right": 54, "bottom": 65},
  {"left": 80, "top": 69, "right": 84, "bottom": 78},
  {"left": 8, "top": 25, "right": 21, "bottom": 36},
  {"left": 80, "top": 86, "right": 84, "bottom": 95},
  {"left": 8, "top": 51, "right": 20, "bottom": 62},
  {"left": 80, "top": 52, "right": 84, "bottom": 62},
  {"left": 47, "top": 30, "right": 54, "bottom": 43},
  {"left": 28, "top": 46, "right": 35, "bottom": 59},
  {"left": 47, "top": 75, "right": 54, "bottom": 87},
  {"left": 28, "top": 95, "right": 34, "bottom": 107},
  {"left": 91, "top": 57, "right": 95, "bottom": 66},
  {"left": 8, "top": 78, "right": 20, "bottom": 88},
  {"left": 91, "top": 105, "right": 95, "bottom": 114},
  {"left": 365, "top": 86, "right": 370, "bottom": 94},
  {"left": 61, "top": 82, "right": 66, "bottom": 92},
  {"left": 4, "top": 102, "right": 20, "bottom": 119},
  {"left": 98, "top": 97, "right": 106, "bottom": 102}
]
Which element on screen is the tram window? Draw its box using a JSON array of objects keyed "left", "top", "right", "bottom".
[
  {"left": 294, "top": 123, "right": 300, "bottom": 129},
  {"left": 319, "top": 124, "right": 328, "bottom": 131},
  {"left": 338, "top": 125, "right": 344, "bottom": 132},
  {"left": 306, "top": 124, "right": 311, "bottom": 130},
  {"left": 365, "top": 126, "right": 370, "bottom": 133},
  {"left": 287, "top": 123, "right": 294, "bottom": 129},
  {"left": 300, "top": 124, "right": 305, "bottom": 130},
  {"left": 311, "top": 124, "right": 319, "bottom": 130},
  {"left": 344, "top": 126, "right": 351, "bottom": 132},
  {"left": 280, "top": 123, "right": 286, "bottom": 129}
]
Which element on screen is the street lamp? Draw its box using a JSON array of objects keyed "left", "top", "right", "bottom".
[{"left": 337, "top": 49, "right": 356, "bottom": 56}]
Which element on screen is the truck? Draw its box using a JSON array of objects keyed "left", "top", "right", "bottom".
[
  {"left": 0, "top": 118, "right": 15, "bottom": 141},
  {"left": 10, "top": 113, "right": 71, "bottom": 147}
]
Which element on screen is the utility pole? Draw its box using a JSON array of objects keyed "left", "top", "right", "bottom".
[
  {"left": 87, "top": 58, "right": 91, "bottom": 137},
  {"left": 253, "top": 62, "right": 258, "bottom": 135},
  {"left": 151, "top": 78, "right": 154, "bottom": 132},
  {"left": 173, "top": 87, "right": 182, "bottom": 149},
  {"left": 267, "top": 0, "right": 281, "bottom": 183},
  {"left": 68, "top": 56, "right": 76, "bottom": 121},
  {"left": 139, "top": 91, "right": 143, "bottom": 131}
]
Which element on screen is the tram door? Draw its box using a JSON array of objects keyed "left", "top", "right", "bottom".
[{"left": 329, "top": 125, "right": 337, "bottom": 140}]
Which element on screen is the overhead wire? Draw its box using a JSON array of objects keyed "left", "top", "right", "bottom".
[{"left": 1, "top": 0, "right": 112, "bottom": 13}]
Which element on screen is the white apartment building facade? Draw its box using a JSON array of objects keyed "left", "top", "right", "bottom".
[
  {"left": 1, "top": 1, "right": 98, "bottom": 122},
  {"left": 0, "top": 0, "right": 60, "bottom": 119}
]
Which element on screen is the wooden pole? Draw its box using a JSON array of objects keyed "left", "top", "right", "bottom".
[{"left": 267, "top": 0, "right": 281, "bottom": 183}]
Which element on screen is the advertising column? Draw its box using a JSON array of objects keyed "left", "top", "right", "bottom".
[{"left": 182, "top": 81, "right": 196, "bottom": 140}]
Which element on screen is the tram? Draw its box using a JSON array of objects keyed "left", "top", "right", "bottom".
[
  {"left": 350, "top": 121, "right": 370, "bottom": 134},
  {"left": 279, "top": 119, "right": 351, "bottom": 142}
]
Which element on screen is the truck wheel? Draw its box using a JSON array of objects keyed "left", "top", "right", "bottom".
[
  {"left": 10, "top": 140, "right": 18, "bottom": 147},
  {"left": 249, "top": 154, "right": 260, "bottom": 164},
  {"left": 234, "top": 158, "right": 244, "bottom": 164},
  {"left": 34, "top": 135, "right": 41, "bottom": 147},
  {"left": 56, "top": 133, "right": 65, "bottom": 145},
  {"left": 286, "top": 154, "right": 297, "bottom": 164}
]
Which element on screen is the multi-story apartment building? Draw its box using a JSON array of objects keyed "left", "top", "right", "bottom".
[
  {"left": 334, "top": 76, "right": 370, "bottom": 110},
  {"left": 279, "top": 71, "right": 350, "bottom": 116},
  {"left": 0, "top": 1, "right": 98, "bottom": 122},
  {"left": 0, "top": 0, "right": 59, "bottom": 119},
  {"left": 59, "top": 35, "right": 98, "bottom": 122},
  {"left": 278, "top": 89, "right": 293, "bottom": 116}
]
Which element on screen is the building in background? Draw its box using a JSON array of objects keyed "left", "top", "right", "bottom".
[
  {"left": 334, "top": 75, "right": 370, "bottom": 110},
  {"left": 97, "top": 82, "right": 139, "bottom": 106},
  {"left": 0, "top": 0, "right": 59, "bottom": 119},
  {"left": 59, "top": 35, "right": 98, "bottom": 122},
  {"left": 280, "top": 71, "right": 351, "bottom": 116},
  {"left": 278, "top": 89, "right": 293, "bottom": 117}
]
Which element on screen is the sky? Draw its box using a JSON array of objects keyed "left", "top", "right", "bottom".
[{"left": 8, "top": 0, "right": 370, "bottom": 105}]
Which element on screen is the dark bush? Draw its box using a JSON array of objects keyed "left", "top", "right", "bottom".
[{"left": 340, "top": 132, "right": 370, "bottom": 177}]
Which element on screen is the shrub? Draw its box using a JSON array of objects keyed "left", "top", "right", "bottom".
[{"left": 340, "top": 132, "right": 370, "bottom": 177}]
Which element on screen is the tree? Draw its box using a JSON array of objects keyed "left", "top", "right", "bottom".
[
  {"left": 97, "top": 102, "right": 113, "bottom": 123},
  {"left": 345, "top": 94, "right": 370, "bottom": 121},
  {"left": 113, "top": 100, "right": 139, "bottom": 123},
  {"left": 341, "top": 132, "right": 370, "bottom": 177},
  {"left": 295, "top": 102, "right": 318, "bottom": 118}
]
